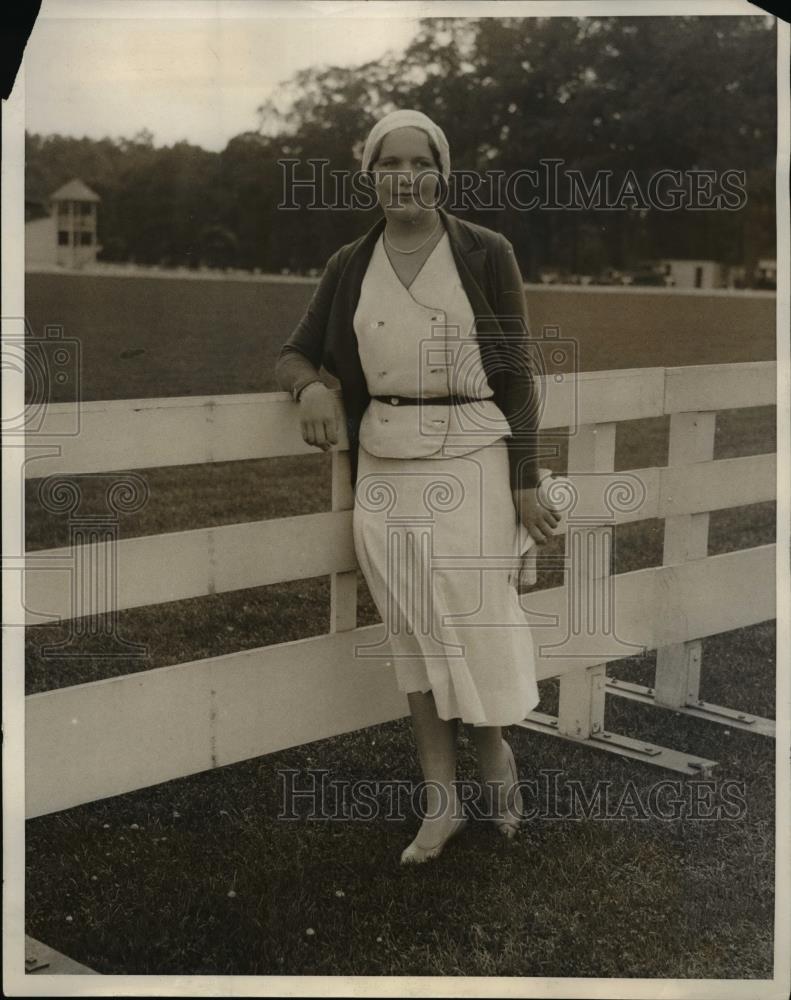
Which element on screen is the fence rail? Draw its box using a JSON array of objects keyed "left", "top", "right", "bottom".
[
  {"left": 24, "top": 363, "right": 774, "bottom": 480},
  {"left": 23, "top": 361, "right": 777, "bottom": 818}
]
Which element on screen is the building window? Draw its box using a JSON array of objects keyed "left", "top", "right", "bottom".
[
  {"left": 58, "top": 231, "right": 70, "bottom": 246},
  {"left": 80, "top": 232, "right": 93, "bottom": 246},
  {"left": 58, "top": 202, "right": 69, "bottom": 217},
  {"left": 80, "top": 203, "right": 92, "bottom": 216}
]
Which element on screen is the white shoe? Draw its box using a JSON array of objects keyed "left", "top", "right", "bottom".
[
  {"left": 400, "top": 793, "right": 469, "bottom": 865},
  {"left": 487, "top": 739, "right": 524, "bottom": 840}
]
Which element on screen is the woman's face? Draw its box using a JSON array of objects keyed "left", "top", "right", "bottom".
[{"left": 370, "top": 127, "right": 441, "bottom": 220}]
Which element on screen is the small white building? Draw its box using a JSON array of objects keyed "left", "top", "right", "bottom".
[
  {"left": 657, "top": 259, "right": 727, "bottom": 289},
  {"left": 755, "top": 259, "right": 776, "bottom": 288},
  {"left": 25, "top": 178, "right": 101, "bottom": 269}
]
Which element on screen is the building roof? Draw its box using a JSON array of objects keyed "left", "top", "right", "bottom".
[{"left": 49, "top": 179, "right": 101, "bottom": 203}]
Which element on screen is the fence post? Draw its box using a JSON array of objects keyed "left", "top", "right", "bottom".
[
  {"left": 654, "top": 410, "right": 716, "bottom": 707},
  {"left": 330, "top": 449, "right": 357, "bottom": 633},
  {"left": 557, "top": 422, "right": 616, "bottom": 738}
]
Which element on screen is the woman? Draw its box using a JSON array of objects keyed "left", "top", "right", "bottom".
[{"left": 276, "top": 109, "right": 561, "bottom": 865}]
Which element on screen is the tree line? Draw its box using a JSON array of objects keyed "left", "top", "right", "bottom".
[{"left": 25, "top": 15, "right": 776, "bottom": 281}]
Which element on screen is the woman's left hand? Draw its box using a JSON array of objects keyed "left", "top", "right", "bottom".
[{"left": 513, "top": 487, "right": 562, "bottom": 545}]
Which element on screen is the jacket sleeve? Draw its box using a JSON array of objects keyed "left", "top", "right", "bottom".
[
  {"left": 275, "top": 250, "right": 341, "bottom": 398},
  {"left": 493, "top": 236, "right": 541, "bottom": 491}
]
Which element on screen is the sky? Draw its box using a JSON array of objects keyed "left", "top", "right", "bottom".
[
  {"left": 23, "top": 1, "right": 421, "bottom": 151},
  {"left": 21, "top": 0, "right": 768, "bottom": 151}
]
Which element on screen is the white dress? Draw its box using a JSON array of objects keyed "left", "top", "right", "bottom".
[{"left": 351, "top": 232, "right": 540, "bottom": 726}]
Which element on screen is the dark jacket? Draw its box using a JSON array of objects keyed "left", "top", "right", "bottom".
[{"left": 275, "top": 206, "right": 541, "bottom": 491}]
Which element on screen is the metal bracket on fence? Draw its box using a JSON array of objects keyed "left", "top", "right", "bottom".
[
  {"left": 25, "top": 935, "right": 97, "bottom": 975},
  {"left": 515, "top": 710, "right": 720, "bottom": 776},
  {"left": 606, "top": 677, "right": 776, "bottom": 738},
  {"left": 25, "top": 950, "right": 49, "bottom": 973}
]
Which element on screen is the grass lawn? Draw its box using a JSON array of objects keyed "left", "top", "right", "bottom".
[{"left": 23, "top": 274, "right": 777, "bottom": 977}]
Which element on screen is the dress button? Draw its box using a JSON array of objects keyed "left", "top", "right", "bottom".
[{"left": 390, "top": 396, "right": 399, "bottom": 405}]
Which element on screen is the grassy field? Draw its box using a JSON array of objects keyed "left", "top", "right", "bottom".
[
  {"left": 23, "top": 273, "right": 777, "bottom": 977},
  {"left": 24, "top": 272, "right": 775, "bottom": 402}
]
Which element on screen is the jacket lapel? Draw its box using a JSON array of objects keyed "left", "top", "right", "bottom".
[
  {"left": 439, "top": 208, "right": 490, "bottom": 309},
  {"left": 439, "top": 208, "right": 504, "bottom": 361},
  {"left": 335, "top": 206, "right": 497, "bottom": 329}
]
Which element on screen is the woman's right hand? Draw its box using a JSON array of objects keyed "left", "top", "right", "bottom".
[
  {"left": 513, "top": 487, "right": 562, "bottom": 545},
  {"left": 298, "top": 382, "right": 339, "bottom": 451}
]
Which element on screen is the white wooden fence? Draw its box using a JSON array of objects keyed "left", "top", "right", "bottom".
[{"left": 24, "top": 361, "right": 776, "bottom": 818}]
